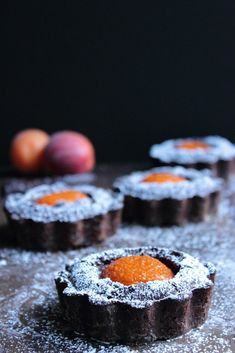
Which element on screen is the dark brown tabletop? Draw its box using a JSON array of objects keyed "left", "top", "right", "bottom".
[{"left": 0, "top": 164, "right": 234, "bottom": 353}]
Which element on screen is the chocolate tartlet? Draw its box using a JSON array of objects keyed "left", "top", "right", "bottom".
[
  {"left": 4, "top": 183, "right": 123, "bottom": 251},
  {"left": 114, "top": 167, "right": 222, "bottom": 226},
  {"left": 55, "top": 247, "right": 216, "bottom": 343},
  {"left": 149, "top": 136, "right": 235, "bottom": 179}
]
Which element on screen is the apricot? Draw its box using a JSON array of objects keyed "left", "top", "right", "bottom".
[
  {"left": 102, "top": 255, "right": 174, "bottom": 285},
  {"left": 10, "top": 129, "right": 49, "bottom": 174},
  {"left": 176, "top": 140, "right": 209, "bottom": 150},
  {"left": 143, "top": 173, "right": 186, "bottom": 183},
  {"left": 36, "top": 190, "right": 88, "bottom": 206},
  {"left": 44, "top": 131, "right": 95, "bottom": 174}
]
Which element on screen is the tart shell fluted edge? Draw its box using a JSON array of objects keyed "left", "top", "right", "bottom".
[
  {"left": 113, "top": 167, "right": 222, "bottom": 226},
  {"left": 4, "top": 208, "right": 122, "bottom": 251},
  {"left": 55, "top": 285, "right": 214, "bottom": 343},
  {"left": 55, "top": 248, "right": 216, "bottom": 344},
  {"left": 4, "top": 183, "right": 123, "bottom": 251},
  {"left": 122, "top": 191, "right": 220, "bottom": 226}
]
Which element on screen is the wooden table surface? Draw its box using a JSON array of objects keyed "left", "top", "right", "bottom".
[{"left": 0, "top": 164, "right": 234, "bottom": 353}]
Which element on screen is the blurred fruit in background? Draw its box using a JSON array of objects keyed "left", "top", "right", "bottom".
[
  {"left": 10, "top": 129, "right": 49, "bottom": 174},
  {"left": 10, "top": 129, "right": 95, "bottom": 175},
  {"left": 44, "top": 131, "right": 95, "bottom": 174}
]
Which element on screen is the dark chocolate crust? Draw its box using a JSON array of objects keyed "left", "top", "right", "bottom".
[
  {"left": 122, "top": 191, "right": 220, "bottom": 226},
  {"left": 151, "top": 157, "right": 235, "bottom": 180},
  {"left": 55, "top": 249, "right": 215, "bottom": 344},
  {"left": 4, "top": 208, "right": 122, "bottom": 251}
]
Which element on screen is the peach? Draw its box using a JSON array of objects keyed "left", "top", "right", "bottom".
[
  {"left": 10, "top": 129, "right": 49, "bottom": 174},
  {"left": 44, "top": 131, "right": 95, "bottom": 174}
]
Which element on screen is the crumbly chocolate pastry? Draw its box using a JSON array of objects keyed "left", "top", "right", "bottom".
[
  {"left": 4, "top": 183, "right": 123, "bottom": 251},
  {"left": 55, "top": 247, "right": 216, "bottom": 344},
  {"left": 114, "top": 167, "right": 222, "bottom": 226},
  {"left": 149, "top": 136, "right": 235, "bottom": 179}
]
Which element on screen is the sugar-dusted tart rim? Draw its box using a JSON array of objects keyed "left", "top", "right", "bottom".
[
  {"left": 113, "top": 166, "right": 222, "bottom": 201},
  {"left": 149, "top": 136, "right": 235, "bottom": 164},
  {"left": 4, "top": 183, "right": 123, "bottom": 223},
  {"left": 56, "top": 247, "right": 215, "bottom": 308}
]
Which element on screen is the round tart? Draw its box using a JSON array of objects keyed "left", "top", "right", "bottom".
[
  {"left": 114, "top": 167, "right": 222, "bottom": 226},
  {"left": 4, "top": 183, "right": 123, "bottom": 251},
  {"left": 55, "top": 247, "right": 216, "bottom": 343},
  {"left": 149, "top": 136, "right": 235, "bottom": 179}
]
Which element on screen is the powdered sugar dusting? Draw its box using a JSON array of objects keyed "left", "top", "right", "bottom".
[
  {"left": 149, "top": 136, "right": 235, "bottom": 164},
  {"left": 57, "top": 247, "right": 214, "bottom": 308},
  {"left": 5, "top": 183, "right": 123, "bottom": 223},
  {"left": 114, "top": 167, "right": 222, "bottom": 200},
  {"left": 0, "top": 178, "right": 235, "bottom": 352}
]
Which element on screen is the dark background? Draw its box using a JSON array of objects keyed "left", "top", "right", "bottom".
[{"left": 2, "top": 1, "right": 235, "bottom": 163}]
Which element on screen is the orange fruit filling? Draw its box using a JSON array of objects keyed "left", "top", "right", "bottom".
[
  {"left": 176, "top": 140, "right": 209, "bottom": 150},
  {"left": 36, "top": 190, "right": 88, "bottom": 206},
  {"left": 143, "top": 173, "right": 186, "bottom": 183},
  {"left": 102, "top": 255, "right": 174, "bottom": 285}
]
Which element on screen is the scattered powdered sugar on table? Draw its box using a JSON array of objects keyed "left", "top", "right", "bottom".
[
  {"left": 113, "top": 166, "right": 222, "bottom": 200},
  {"left": 149, "top": 135, "right": 235, "bottom": 164},
  {"left": 0, "top": 180, "right": 235, "bottom": 352}
]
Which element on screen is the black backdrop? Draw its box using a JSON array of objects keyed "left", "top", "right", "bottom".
[{"left": 2, "top": 1, "right": 235, "bottom": 163}]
